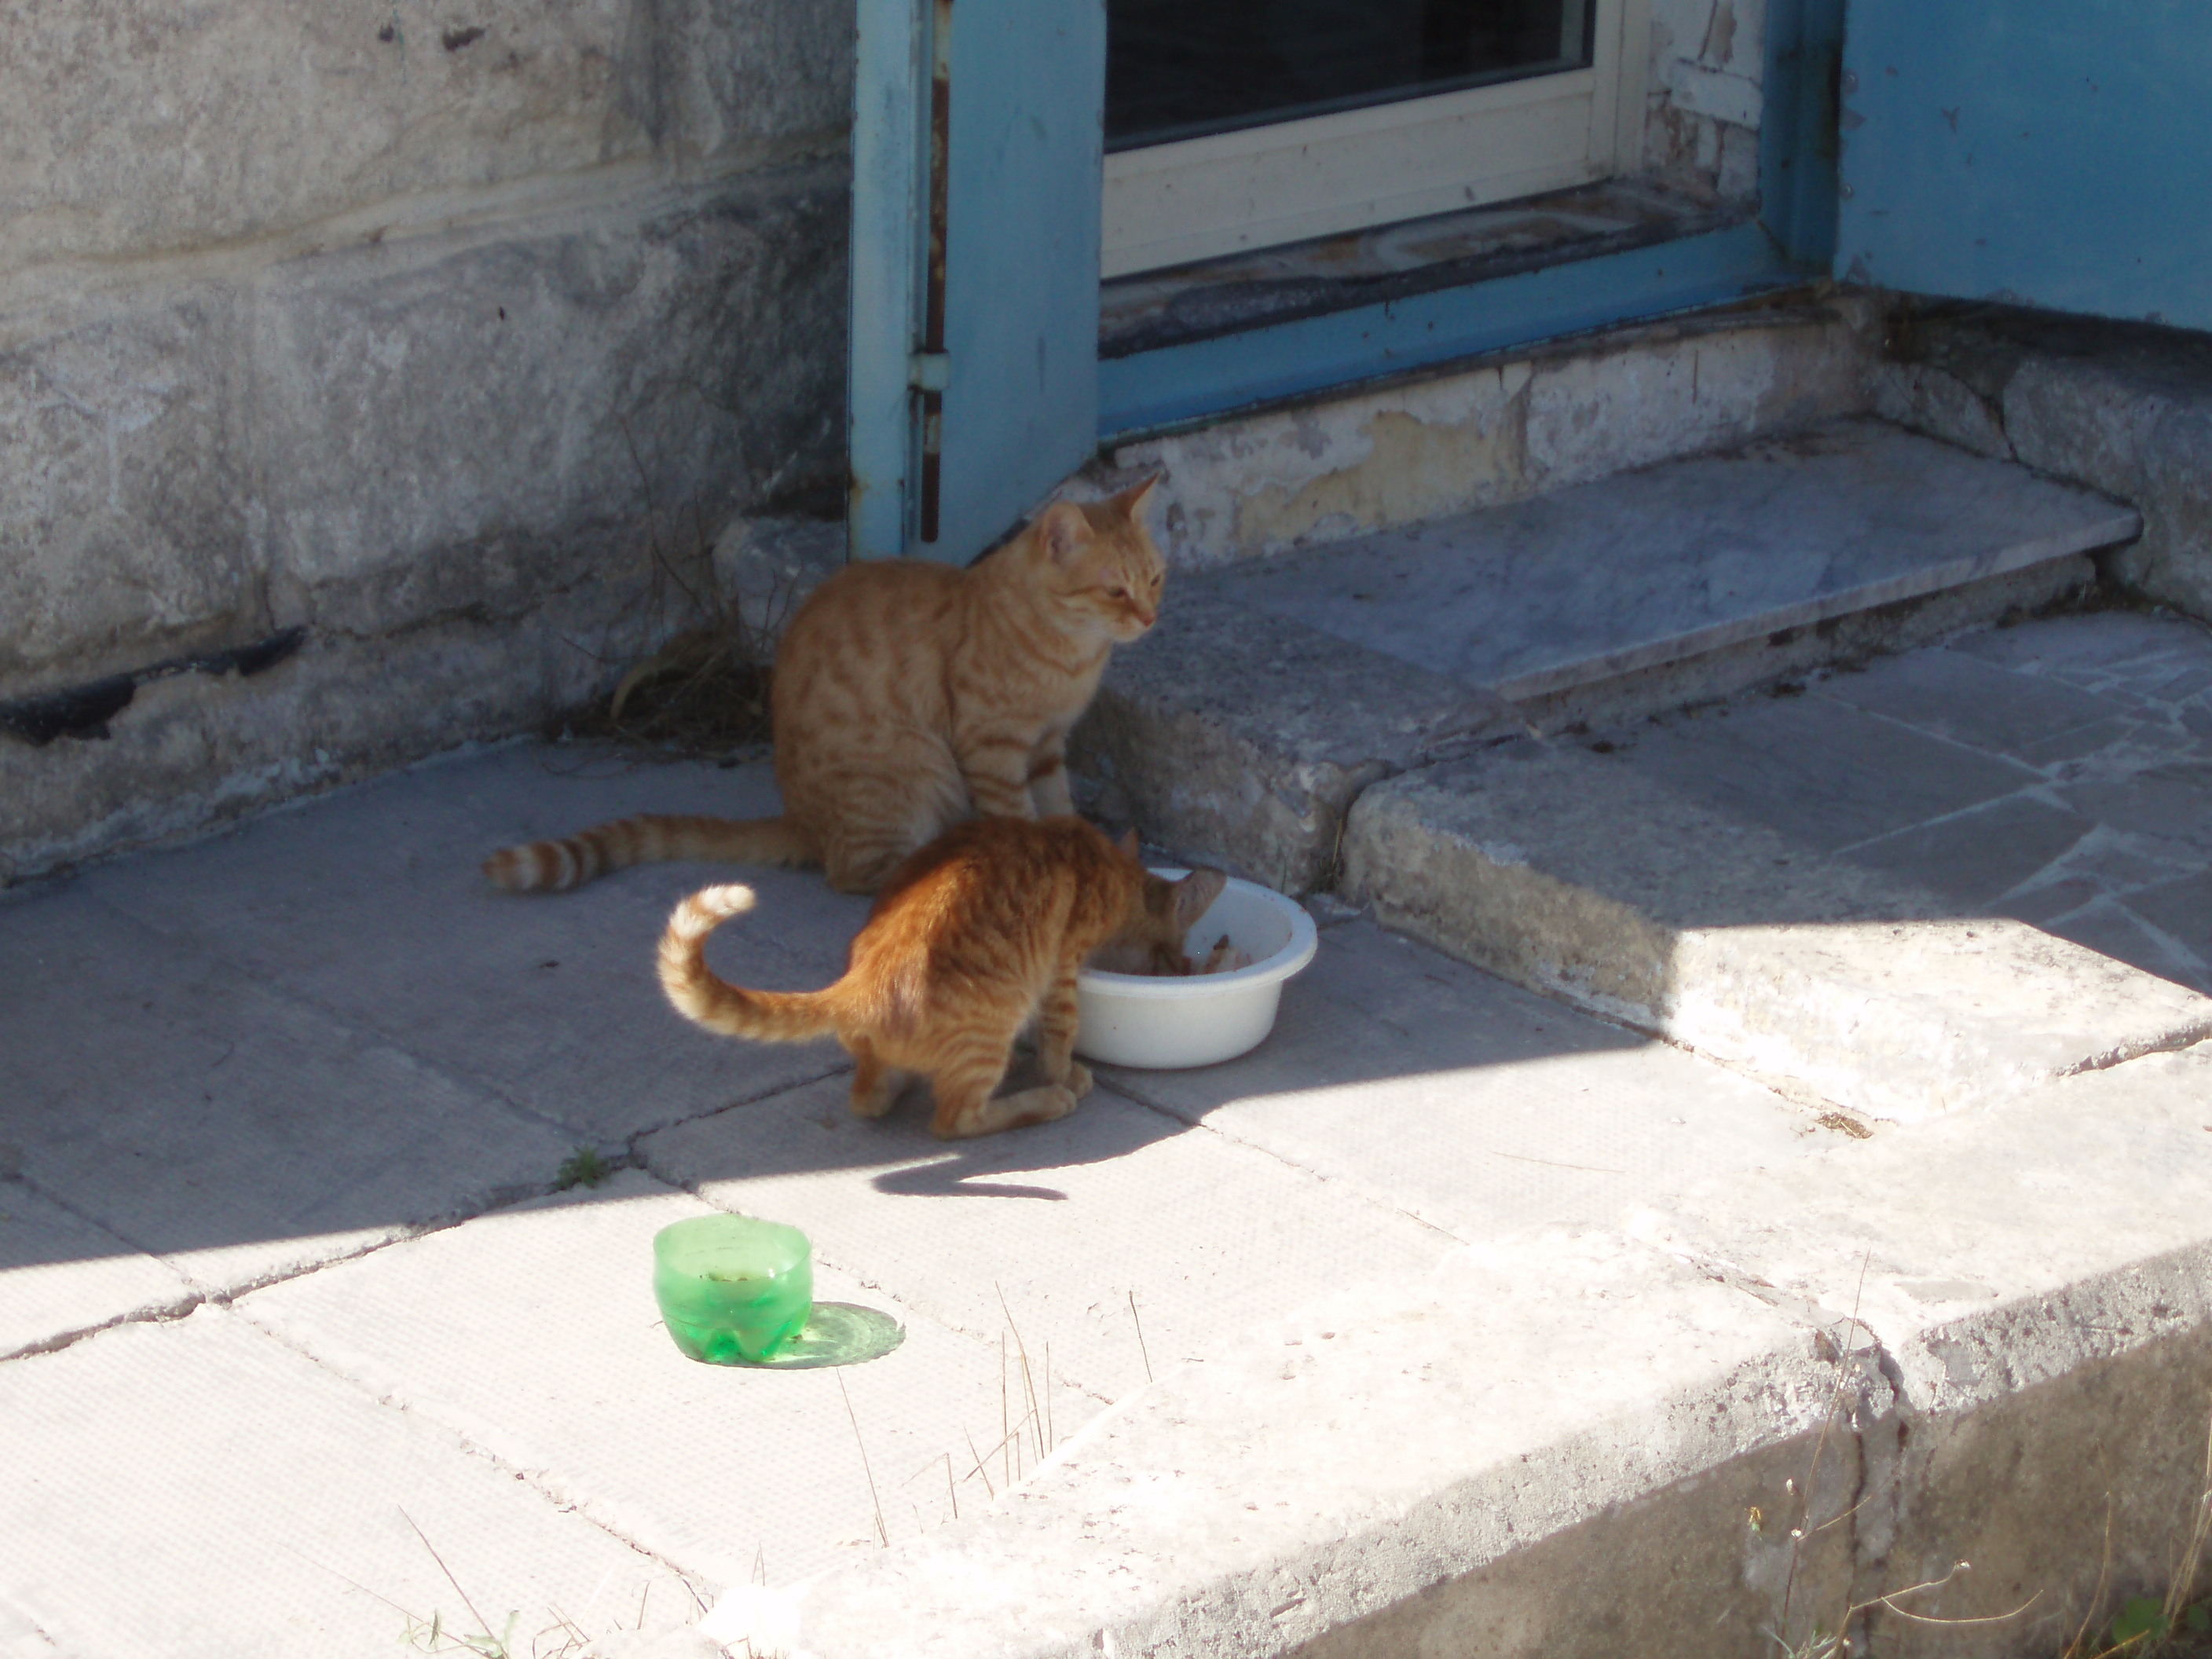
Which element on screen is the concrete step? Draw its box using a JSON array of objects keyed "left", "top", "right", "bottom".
[
  {"left": 1337, "top": 610, "right": 2212, "bottom": 1120},
  {"left": 1208, "top": 416, "right": 2137, "bottom": 716},
  {"left": 1344, "top": 612, "right": 2212, "bottom": 1122},
  {"left": 1075, "top": 418, "right": 2138, "bottom": 895},
  {"left": 1070, "top": 423, "right": 2207, "bottom": 1122}
]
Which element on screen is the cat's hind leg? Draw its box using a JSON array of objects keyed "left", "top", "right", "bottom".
[
  {"left": 927, "top": 1035, "right": 1076, "bottom": 1140},
  {"left": 819, "top": 745, "right": 971, "bottom": 892},
  {"left": 848, "top": 1036, "right": 911, "bottom": 1119}
]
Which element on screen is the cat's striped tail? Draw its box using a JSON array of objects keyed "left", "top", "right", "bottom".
[
  {"left": 482, "top": 814, "right": 819, "bottom": 893},
  {"left": 657, "top": 884, "right": 842, "bottom": 1044}
]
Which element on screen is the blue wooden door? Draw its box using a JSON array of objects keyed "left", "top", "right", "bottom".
[
  {"left": 1837, "top": 0, "right": 2212, "bottom": 330},
  {"left": 848, "top": 0, "right": 1105, "bottom": 562}
]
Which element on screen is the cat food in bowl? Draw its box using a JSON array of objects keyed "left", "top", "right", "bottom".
[{"left": 1075, "top": 873, "right": 1317, "bottom": 1068}]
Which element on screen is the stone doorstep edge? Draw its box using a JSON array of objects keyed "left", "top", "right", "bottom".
[
  {"left": 1070, "top": 591, "right": 1529, "bottom": 895},
  {"left": 697, "top": 1214, "right": 2212, "bottom": 1659},
  {"left": 1483, "top": 506, "right": 2140, "bottom": 706},
  {"left": 698, "top": 1232, "right": 1855, "bottom": 1659}
]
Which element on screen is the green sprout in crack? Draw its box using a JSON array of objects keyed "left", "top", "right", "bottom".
[
  {"left": 2110, "top": 1594, "right": 2212, "bottom": 1652},
  {"left": 553, "top": 1147, "right": 613, "bottom": 1191}
]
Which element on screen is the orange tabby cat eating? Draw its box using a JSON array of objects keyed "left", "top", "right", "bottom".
[
  {"left": 657, "top": 816, "right": 1227, "bottom": 1138},
  {"left": 483, "top": 479, "right": 1165, "bottom": 895}
]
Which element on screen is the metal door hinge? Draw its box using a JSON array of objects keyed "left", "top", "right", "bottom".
[{"left": 908, "top": 351, "right": 950, "bottom": 392}]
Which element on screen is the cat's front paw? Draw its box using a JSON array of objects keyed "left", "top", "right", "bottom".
[{"left": 1063, "top": 1060, "right": 1093, "bottom": 1098}]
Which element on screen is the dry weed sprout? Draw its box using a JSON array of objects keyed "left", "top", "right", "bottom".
[
  {"left": 551, "top": 429, "right": 821, "bottom": 767},
  {"left": 291, "top": 1508, "right": 705, "bottom": 1658},
  {"left": 1767, "top": 1273, "right": 2212, "bottom": 1659},
  {"left": 2061, "top": 1394, "right": 2212, "bottom": 1659},
  {"left": 1765, "top": 1254, "right": 2044, "bottom": 1659},
  {"left": 836, "top": 1369, "right": 890, "bottom": 1550},
  {"left": 884, "top": 1291, "right": 1102, "bottom": 1549}
]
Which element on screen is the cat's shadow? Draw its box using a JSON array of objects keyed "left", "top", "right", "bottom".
[
  {"left": 871, "top": 1163, "right": 1070, "bottom": 1201},
  {"left": 853, "top": 1059, "right": 1179, "bottom": 1202}
]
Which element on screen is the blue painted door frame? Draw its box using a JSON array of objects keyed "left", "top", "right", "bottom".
[
  {"left": 1836, "top": 0, "right": 2212, "bottom": 331},
  {"left": 848, "top": 0, "right": 1104, "bottom": 563},
  {"left": 851, "top": 0, "right": 1843, "bottom": 487}
]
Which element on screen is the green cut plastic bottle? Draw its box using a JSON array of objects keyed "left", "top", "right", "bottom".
[{"left": 653, "top": 1215, "right": 813, "bottom": 1364}]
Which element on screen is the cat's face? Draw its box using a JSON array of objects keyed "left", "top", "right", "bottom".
[{"left": 1034, "top": 479, "right": 1167, "bottom": 643}]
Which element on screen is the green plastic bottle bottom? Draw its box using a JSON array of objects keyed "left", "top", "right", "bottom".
[{"left": 653, "top": 1214, "right": 813, "bottom": 1364}]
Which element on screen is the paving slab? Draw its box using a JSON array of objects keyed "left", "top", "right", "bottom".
[
  {"left": 1628, "top": 1041, "right": 2212, "bottom": 1401},
  {"left": 1949, "top": 607, "right": 2212, "bottom": 688},
  {"left": 79, "top": 742, "right": 870, "bottom": 1142},
  {"left": 2044, "top": 893, "right": 2212, "bottom": 994},
  {"left": 703, "top": 1232, "right": 1849, "bottom": 1659},
  {"left": 1815, "top": 643, "right": 2136, "bottom": 759},
  {"left": 239, "top": 1170, "right": 1089, "bottom": 1591},
  {"left": 1719, "top": 617, "right": 2212, "bottom": 992},
  {"left": 639, "top": 1068, "right": 1452, "bottom": 1402},
  {"left": 0, "top": 883, "right": 576, "bottom": 1294},
  {"left": 0, "top": 1602, "right": 61, "bottom": 1659},
  {"left": 1071, "top": 586, "right": 1523, "bottom": 892},
  {"left": 1617, "top": 694, "right": 2046, "bottom": 855},
  {"left": 1206, "top": 418, "right": 2138, "bottom": 703},
  {"left": 1341, "top": 739, "right": 2212, "bottom": 1120},
  {"left": 1090, "top": 917, "right": 1846, "bottom": 1240},
  {"left": 0, "top": 1177, "right": 196, "bottom": 1361},
  {"left": 2054, "top": 759, "right": 2212, "bottom": 861},
  {"left": 0, "top": 1304, "right": 677, "bottom": 1659},
  {"left": 1841, "top": 793, "right": 2100, "bottom": 910}
]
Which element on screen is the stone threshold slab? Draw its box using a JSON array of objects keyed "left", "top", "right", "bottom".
[
  {"left": 1206, "top": 417, "right": 2141, "bottom": 704},
  {"left": 700, "top": 1043, "right": 2212, "bottom": 1659},
  {"left": 1339, "top": 743, "right": 2212, "bottom": 1122}
]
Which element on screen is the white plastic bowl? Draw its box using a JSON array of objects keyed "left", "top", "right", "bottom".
[{"left": 1074, "top": 873, "right": 1319, "bottom": 1069}]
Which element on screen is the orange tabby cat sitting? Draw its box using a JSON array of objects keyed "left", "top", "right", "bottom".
[
  {"left": 483, "top": 479, "right": 1166, "bottom": 895},
  {"left": 658, "top": 816, "right": 1225, "bottom": 1138}
]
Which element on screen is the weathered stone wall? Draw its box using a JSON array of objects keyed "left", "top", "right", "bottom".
[
  {"left": 1643, "top": 0, "right": 1764, "bottom": 209},
  {"left": 1871, "top": 304, "right": 2212, "bottom": 624},
  {"left": 1104, "top": 294, "right": 1879, "bottom": 572},
  {"left": 1, "top": 0, "right": 852, "bottom": 879}
]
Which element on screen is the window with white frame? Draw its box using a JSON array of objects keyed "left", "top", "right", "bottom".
[{"left": 1103, "top": 0, "right": 1650, "bottom": 277}]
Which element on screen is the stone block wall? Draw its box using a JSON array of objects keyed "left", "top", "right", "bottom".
[
  {"left": 1, "top": 0, "right": 853, "bottom": 880},
  {"left": 1871, "top": 305, "right": 2212, "bottom": 624}
]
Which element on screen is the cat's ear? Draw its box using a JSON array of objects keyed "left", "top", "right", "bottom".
[
  {"left": 1115, "top": 827, "right": 1141, "bottom": 859},
  {"left": 1114, "top": 474, "right": 1161, "bottom": 518},
  {"left": 1172, "top": 867, "right": 1227, "bottom": 928},
  {"left": 1038, "top": 500, "right": 1093, "bottom": 564}
]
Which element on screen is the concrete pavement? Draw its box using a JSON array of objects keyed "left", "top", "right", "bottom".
[{"left": 5, "top": 617, "right": 2210, "bottom": 1656}]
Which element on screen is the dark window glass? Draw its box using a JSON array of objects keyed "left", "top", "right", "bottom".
[{"left": 1108, "top": 0, "right": 1594, "bottom": 152}]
